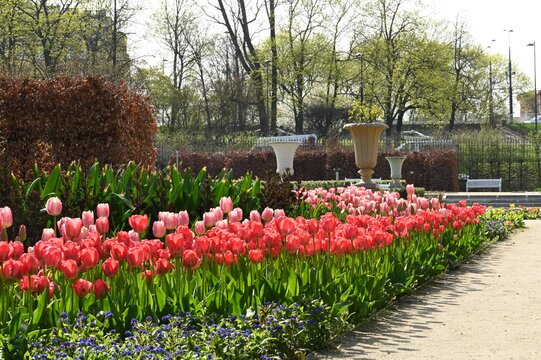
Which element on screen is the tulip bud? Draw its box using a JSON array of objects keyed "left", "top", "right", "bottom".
[
  {"left": 45, "top": 197, "right": 62, "bottom": 217},
  {"left": 249, "top": 210, "right": 261, "bottom": 223},
  {"left": 19, "top": 225, "right": 27, "bottom": 242},
  {"left": 152, "top": 221, "right": 166, "bottom": 238},
  {"left": 194, "top": 221, "right": 206, "bottom": 235},
  {"left": 95, "top": 217, "right": 109, "bottom": 235},
  {"left": 0, "top": 207, "right": 13, "bottom": 229},
  {"left": 178, "top": 211, "right": 189, "bottom": 226},
  {"left": 82, "top": 211, "right": 94, "bottom": 228},
  {"left": 219, "top": 196, "right": 233, "bottom": 214},
  {"left": 96, "top": 203, "right": 110, "bottom": 218},
  {"left": 261, "top": 207, "right": 274, "bottom": 222}
]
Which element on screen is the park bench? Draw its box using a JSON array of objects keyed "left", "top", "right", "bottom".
[{"left": 466, "top": 178, "right": 502, "bottom": 192}]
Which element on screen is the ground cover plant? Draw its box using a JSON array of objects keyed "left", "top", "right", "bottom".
[{"left": 0, "top": 182, "right": 523, "bottom": 359}]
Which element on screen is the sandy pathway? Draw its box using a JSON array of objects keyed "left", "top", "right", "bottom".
[{"left": 314, "top": 220, "right": 541, "bottom": 360}]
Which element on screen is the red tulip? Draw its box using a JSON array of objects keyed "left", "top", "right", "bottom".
[
  {"left": 20, "top": 253, "right": 41, "bottom": 274},
  {"left": 276, "top": 216, "right": 296, "bottom": 236},
  {"left": 93, "top": 279, "right": 109, "bottom": 299},
  {"left": 46, "top": 197, "right": 62, "bottom": 217},
  {"left": 155, "top": 258, "right": 174, "bottom": 275},
  {"left": 182, "top": 249, "right": 201, "bottom": 269},
  {"left": 165, "top": 233, "right": 183, "bottom": 257},
  {"left": 64, "top": 218, "right": 83, "bottom": 239},
  {"left": 43, "top": 247, "right": 63, "bottom": 268},
  {"left": 72, "top": 279, "right": 93, "bottom": 297},
  {"left": 110, "top": 243, "right": 128, "bottom": 260},
  {"left": 2, "top": 259, "right": 27, "bottom": 279},
  {"left": 32, "top": 275, "right": 50, "bottom": 294},
  {"left": 126, "top": 248, "right": 144, "bottom": 268},
  {"left": 142, "top": 269, "right": 154, "bottom": 284},
  {"left": 59, "top": 259, "right": 78, "bottom": 280},
  {"left": 0, "top": 241, "right": 11, "bottom": 261},
  {"left": 80, "top": 247, "right": 99, "bottom": 268},
  {"left": 101, "top": 258, "right": 119, "bottom": 277},
  {"left": 129, "top": 214, "right": 148, "bottom": 233},
  {"left": 248, "top": 249, "right": 264, "bottom": 264},
  {"left": 95, "top": 216, "right": 109, "bottom": 235}
]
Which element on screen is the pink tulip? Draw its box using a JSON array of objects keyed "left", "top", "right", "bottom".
[
  {"left": 219, "top": 196, "right": 233, "bottom": 214},
  {"left": 261, "top": 207, "right": 274, "bottom": 222},
  {"left": 161, "top": 212, "right": 177, "bottom": 230},
  {"left": 178, "top": 211, "right": 189, "bottom": 226},
  {"left": 228, "top": 208, "right": 242, "bottom": 223},
  {"left": 215, "top": 220, "right": 229, "bottom": 229},
  {"left": 213, "top": 207, "right": 224, "bottom": 221},
  {"left": 96, "top": 203, "right": 110, "bottom": 218},
  {"left": 81, "top": 211, "right": 94, "bottom": 228},
  {"left": 65, "top": 218, "right": 83, "bottom": 239},
  {"left": 153, "top": 221, "right": 166, "bottom": 238},
  {"left": 249, "top": 210, "right": 261, "bottom": 222},
  {"left": 0, "top": 207, "right": 13, "bottom": 229},
  {"left": 406, "top": 184, "right": 415, "bottom": 197},
  {"left": 274, "top": 209, "right": 285, "bottom": 218},
  {"left": 128, "top": 230, "right": 140, "bottom": 243},
  {"left": 203, "top": 212, "right": 216, "bottom": 228},
  {"left": 41, "top": 228, "right": 55, "bottom": 242},
  {"left": 46, "top": 197, "right": 62, "bottom": 217},
  {"left": 194, "top": 221, "right": 206, "bottom": 235}
]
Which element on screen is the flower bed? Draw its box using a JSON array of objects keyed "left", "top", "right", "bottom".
[{"left": 0, "top": 184, "right": 515, "bottom": 358}]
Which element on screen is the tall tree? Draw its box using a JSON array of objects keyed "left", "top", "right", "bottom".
[{"left": 212, "top": 0, "right": 269, "bottom": 134}]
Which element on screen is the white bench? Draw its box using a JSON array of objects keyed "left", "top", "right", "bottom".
[{"left": 466, "top": 178, "right": 502, "bottom": 192}]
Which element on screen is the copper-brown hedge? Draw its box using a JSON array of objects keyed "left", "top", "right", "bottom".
[
  {"left": 171, "top": 147, "right": 459, "bottom": 191},
  {"left": 0, "top": 76, "right": 157, "bottom": 181}
]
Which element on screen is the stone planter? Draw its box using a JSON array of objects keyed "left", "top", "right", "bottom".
[
  {"left": 269, "top": 142, "right": 301, "bottom": 176},
  {"left": 343, "top": 122, "right": 388, "bottom": 189},
  {"left": 385, "top": 155, "right": 406, "bottom": 188}
]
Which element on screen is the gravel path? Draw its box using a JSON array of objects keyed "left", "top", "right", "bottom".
[{"left": 314, "top": 220, "right": 541, "bottom": 360}]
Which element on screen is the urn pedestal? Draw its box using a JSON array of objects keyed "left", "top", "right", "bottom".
[
  {"left": 343, "top": 122, "right": 388, "bottom": 189},
  {"left": 385, "top": 155, "right": 406, "bottom": 188},
  {"left": 269, "top": 142, "right": 301, "bottom": 176}
]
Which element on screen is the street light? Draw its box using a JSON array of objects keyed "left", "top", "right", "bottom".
[
  {"left": 489, "top": 39, "right": 496, "bottom": 127},
  {"left": 527, "top": 41, "right": 538, "bottom": 132},
  {"left": 504, "top": 29, "right": 514, "bottom": 124},
  {"left": 355, "top": 53, "right": 364, "bottom": 105}
]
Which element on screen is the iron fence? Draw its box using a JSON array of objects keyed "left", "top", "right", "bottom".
[{"left": 155, "top": 136, "right": 541, "bottom": 191}]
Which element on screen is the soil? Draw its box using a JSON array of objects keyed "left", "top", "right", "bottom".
[{"left": 313, "top": 220, "right": 541, "bottom": 360}]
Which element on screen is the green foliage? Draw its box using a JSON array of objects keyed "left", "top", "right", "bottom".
[
  {"left": 348, "top": 102, "right": 384, "bottom": 123},
  {"left": 5, "top": 162, "right": 262, "bottom": 242}
]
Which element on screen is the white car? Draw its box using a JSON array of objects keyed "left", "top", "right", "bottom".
[{"left": 523, "top": 116, "right": 539, "bottom": 124}]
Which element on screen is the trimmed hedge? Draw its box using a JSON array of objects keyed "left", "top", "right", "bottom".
[
  {"left": 171, "top": 147, "right": 459, "bottom": 191},
  {"left": 0, "top": 76, "right": 157, "bottom": 182}
]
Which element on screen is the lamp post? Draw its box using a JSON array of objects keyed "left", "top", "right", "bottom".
[
  {"left": 355, "top": 53, "right": 365, "bottom": 105},
  {"left": 527, "top": 41, "right": 538, "bottom": 132},
  {"left": 489, "top": 39, "right": 496, "bottom": 127},
  {"left": 505, "top": 29, "right": 514, "bottom": 124}
]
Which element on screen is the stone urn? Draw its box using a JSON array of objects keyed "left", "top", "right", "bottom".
[
  {"left": 269, "top": 142, "right": 301, "bottom": 176},
  {"left": 344, "top": 122, "right": 388, "bottom": 189},
  {"left": 385, "top": 155, "right": 406, "bottom": 188}
]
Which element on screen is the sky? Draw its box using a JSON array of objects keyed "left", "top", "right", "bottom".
[{"left": 129, "top": 0, "right": 541, "bottom": 86}]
